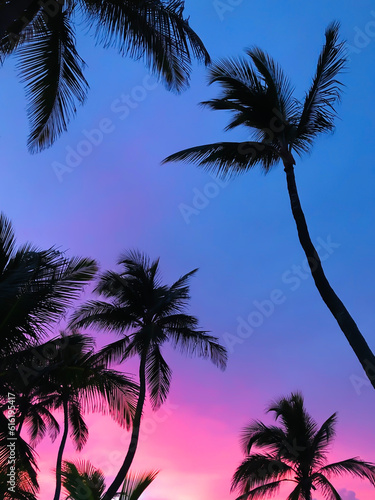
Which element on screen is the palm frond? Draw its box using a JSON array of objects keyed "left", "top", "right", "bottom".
[
  {"left": 61, "top": 459, "right": 106, "bottom": 500},
  {"left": 168, "top": 327, "right": 227, "bottom": 370},
  {"left": 0, "top": 213, "right": 16, "bottom": 274},
  {"left": 145, "top": 346, "right": 172, "bottom": 410},
  {"left": 80, "top": 0, "right": 210, "bottom": 92},
  {"left": 68, "top": 400, "right": 89, "bottom": 451},
  {"left": 311, "top": 472, "right": 342, "bottom": 500},
  {"left": 78, "top": 363, "right": 138, "bottom": 429},
  {"left": 162, "top": 141, "right": 281, "bottom": 177},
  {"left": 319, "top": 457, "right": 375, "bottom": 486},
  {"left": 98, "top": 336, "right": 133, "bottom": 365},
  {"left": 117, "top": 469, "right": 159, "bottom": 500},
  {"left": 234, "top": 479, "right": 290, "bottom": 500},
  {"left": 293, "top": 21, "right": 346, "bottom": 154},
  {"left": 286, "top": 483, "right": 302, "bottom": 500},
  {"left": 70, "top": 300, "right": 136, "bottom": 334},
  {"left": 310, "top": 413, "right": 337, "bottom": 466},
  {"left": 240, "top": 421, "right": 288, "bottom": 455},
  {"left": 0, "top": 249, "right": 97, "bottom": 354},
  {"left": 231, "top": 454, "right": 294, "bottom": 491},
  {"left": 17, "top": 8, "right": 88, "bottom": 152},
  {"left": 267, "top": 393, "right": 318, "bottom": 449},
  {"left": 247, "top": 47, "right": 297, "bottom": 124}
]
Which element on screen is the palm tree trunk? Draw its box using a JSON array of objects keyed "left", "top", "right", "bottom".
[
  {"left": 53, "top": 397, "right": 69, "bottom": 500},
  {"left": 103, "top": 352, "right": 147, "bottom": 500},
  {"left": 284, "top": 162, "right": 375, "bottom": 389},
  {"left": 17, "top": 413, "right": 26, "bottom": 435}
]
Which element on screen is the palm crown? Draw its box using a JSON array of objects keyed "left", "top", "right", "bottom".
[
  {"left": 71, "top": 250, "right": 227, "bottom": 408},
  {"left": 232, "top": 393, "right": 375, "bottom": 500},
  {"left": 163, "top": 22, "right": 345, "bottom": 174},
  {"left": 0, "top": 212, "right": 97, "bottom": 356},
  {"left": 0, "top": 0, "right": 210, "bottom": 152},
  {"left": 70, "top": 250, "right": 227, "bottom": 499}
]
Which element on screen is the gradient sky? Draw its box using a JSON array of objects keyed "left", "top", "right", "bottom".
[{"left": 1, "top": 1, "right": 375, "bottom": 499}]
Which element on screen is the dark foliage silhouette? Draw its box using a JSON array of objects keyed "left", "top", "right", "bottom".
[
  {"left": 70, "top": 250, "right": 227, "bottom": 499},
  {"left": 163, "top": 23, "right": 375, "bottom": 390},
  {"left": 0, "top": 0, "right": 210, "bottom": 152},
  {"left": 232, "top": 393, "right": 375, "bottom": 500}
]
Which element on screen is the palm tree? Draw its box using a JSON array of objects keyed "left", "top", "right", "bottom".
[
  {"left": 61, "top": 460, "right": 106, "bottom": 500},
  {"left": 0, "top": 412, "right": 39, "bottom": 500},
  {"left": 61, "top": 459, "right": 158, "bottom": 500},
  {"left": 0, "top": 212, "right": 98, "bottom": 357},
  {"left": 232, "top": 392, "right": 375, "bottom": 500},
  {"left": 163, "top": 23, "right": 375, "bottom": 390},
  {"left": 0, "top": 0, "right": 210, "bottom": 153},
  {"left": 70, "top": 250, "right": 227, "bottom": 499},
  {"left": 115, "top": 469, "right": 158, "bottom": 500},
  {"left": 31, "top": 332, "right": 139, "bottom": 500}
]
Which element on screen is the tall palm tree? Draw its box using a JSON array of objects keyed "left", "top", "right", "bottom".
[
  {"left": 32, "top": 332, "right": 139, "bottom": 500},
  {"left": 0, "top": 212, "right": 97, "bottom": 357},
  {"left": 163, "top": 23, "right": 375, "bottom": 390},
  {"left": 232, "top": 392, "right": 375, "bottom": 500},
  {"left": 0, "top": 0, "right": 210, "bottom": 153},
  {"left": 70, "top": 250, "right": 227, "bottom": 499}
]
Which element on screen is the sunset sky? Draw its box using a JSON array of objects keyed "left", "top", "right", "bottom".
[{"left": 1, "top": 1, "right": 375, "bottom": 499}]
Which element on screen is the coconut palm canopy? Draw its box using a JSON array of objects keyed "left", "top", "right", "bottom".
[
  {"left": 0, "top": 0, "right": 210, "bottom": 152},
  {"left": 232, "top": 393, "right": 375, "bottom": 500}
]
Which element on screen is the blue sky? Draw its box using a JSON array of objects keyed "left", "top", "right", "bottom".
[{"left": 1, "top": 1, "right": 375, "bottom": 498}]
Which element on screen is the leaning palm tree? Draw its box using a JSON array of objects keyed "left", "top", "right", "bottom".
[
  {"left": 0, "top": 212, "right": 97, "bottom": 357},
  {"left": 232, "top": 392, "right": 375, "bottom": 500},
  {"left": 0, "top": 0, "right": 210, "bottom": 152},
  {"left": 163, "top": 23, "right": 375, "bottom": 390},
  {"left": 70, "top": 250, "right": 227, "bottom": 499},
  {"left": 36, "top": 332, "right": 139, "bottom": 500}
]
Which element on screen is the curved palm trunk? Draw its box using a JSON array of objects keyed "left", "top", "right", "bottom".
[
  {"left": 103, "top": 353, "right": 147, "bottom": 500},
  {"left": 284, "top": 162, "right": 375, "bottom": 389},
  {"left": 53, "top": 397, "right": 69, "bottom": 500}
]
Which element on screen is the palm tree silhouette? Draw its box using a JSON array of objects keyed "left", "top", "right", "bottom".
[
  {"left": 232, "top": 392, "right": 375, "bottom": 500},
  {"left": 0, "top": 410, "right": 39, "bottom": 499},
  {"left": 70, "top": 250, "right": 227, "bottom": 500},
  {"left": 163, "top": 23, "right": 375, "bottom": 390},
  {"left": 0, "top": 0, "right": 210, "bottom": 152},
  {"left": 0, "top": 212, "right": 97, "bottom": 357},
  {"left": 61, "top": 460, "right": 158, "bottom": 500},
  {"left": 18, "top": 332, "right": 139, "bottom": 500}
]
